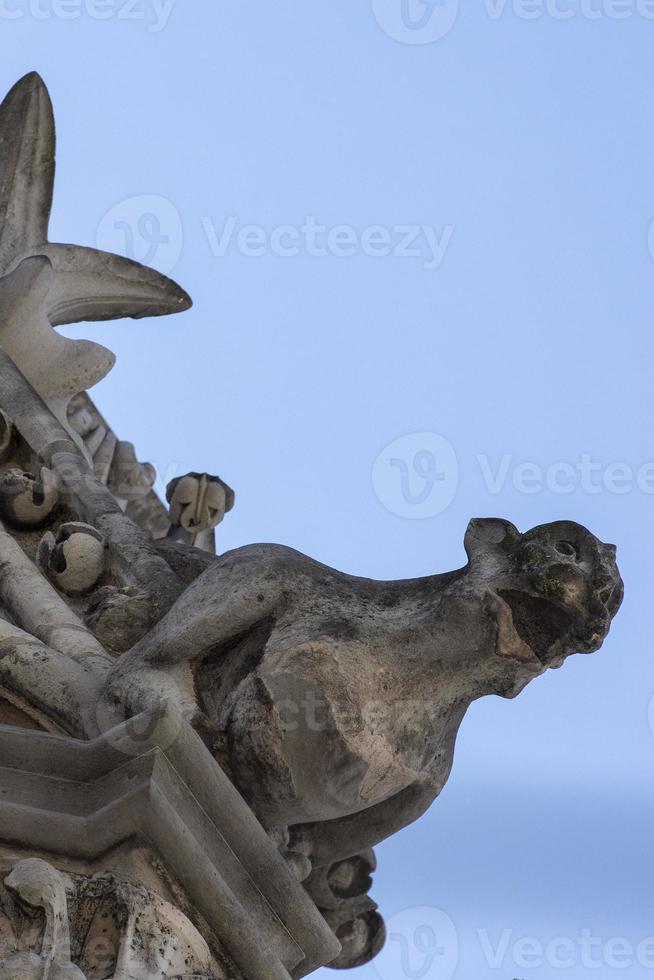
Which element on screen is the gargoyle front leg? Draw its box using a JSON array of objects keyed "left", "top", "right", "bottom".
[
  {"left": 292, "top": 778, "right": 440, "bottom": 871},
  {"left": 103, "top": 546, "right": 287, "bottom": 721}
]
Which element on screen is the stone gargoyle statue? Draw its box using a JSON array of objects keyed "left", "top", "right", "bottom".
[
  {"left": 105, "top": 516, "right": 622, "bottom": 875},
  {"left": 0, "top": 70, "right": 624, "bottom": 974}
]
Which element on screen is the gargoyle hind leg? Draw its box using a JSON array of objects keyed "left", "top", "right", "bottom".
[
  {"left": 103, "top": 548, "right": 286, "bottom": 720},
  {"left": 293, "top": 779, "right": 440, "bottom": 871}
]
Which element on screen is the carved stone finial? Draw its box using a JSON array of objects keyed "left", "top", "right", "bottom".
[{"left": 0, "top": 72, "right": 192, "bottom": 439}]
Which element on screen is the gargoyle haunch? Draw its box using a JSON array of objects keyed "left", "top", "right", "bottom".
[{"left": 107, "top": 517, "right": 622, "bottom": 866}]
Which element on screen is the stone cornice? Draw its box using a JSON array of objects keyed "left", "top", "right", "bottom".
[{"left": 0, "top": 710, "right": 340, "bottom": 979}]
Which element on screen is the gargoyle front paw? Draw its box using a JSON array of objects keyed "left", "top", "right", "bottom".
[
  {"left": 99, "top": 669, "right": 235, "bottom": 777},
  {"left": 102, "top": 665, "right": 198, "bottom": 727}
]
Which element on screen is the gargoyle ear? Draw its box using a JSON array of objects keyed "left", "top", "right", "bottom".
[
  {"left": 222, "top": 481, "right": 236, "bottom": 513},
  {"left": 165, "top": 477, "right": 180, "bottom": 504},
  {"left": 464, "top": 518, "right": 519, "bottom": 564}
]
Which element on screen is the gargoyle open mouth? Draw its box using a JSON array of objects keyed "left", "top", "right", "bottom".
[{"left": 495, "top": 589, "right": 608, "bottom": 668}]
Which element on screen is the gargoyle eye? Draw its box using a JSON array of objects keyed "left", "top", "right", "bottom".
[{"left": 555, "top": 541, "right": 578, "bottom": 560}]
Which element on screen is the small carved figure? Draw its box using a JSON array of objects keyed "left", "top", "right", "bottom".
[
  {"left": 0, "top": 860, "right": 219, "bottom": 980},
  {"left": 166, "top": 472, "right": 235, "bottom": 552},
  {"left": 0, "top": 859, "right": 85, "bottom": 980}
]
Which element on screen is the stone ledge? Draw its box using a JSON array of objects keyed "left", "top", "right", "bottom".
[{"left": 0, "top": 710, "right": 341, "bottom": 979}]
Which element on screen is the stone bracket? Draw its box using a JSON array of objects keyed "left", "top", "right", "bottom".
[{"left": 0, "top": 710, "right": 341, "bottom": 979}]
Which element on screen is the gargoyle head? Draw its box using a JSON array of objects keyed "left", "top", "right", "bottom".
[{"left": 463, "top": 517, "right": 623, "bottom": 690}]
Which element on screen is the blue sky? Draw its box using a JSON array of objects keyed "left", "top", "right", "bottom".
[{"left": 7, "top": 3, "right": 654, "bottom": 977}]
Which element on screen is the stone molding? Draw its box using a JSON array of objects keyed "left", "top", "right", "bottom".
[{"left": 0, "top": 710, "right": 340, "bottom": 979}]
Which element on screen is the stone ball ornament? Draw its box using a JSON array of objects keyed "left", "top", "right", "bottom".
[
  {"left": 37, "top": 522, "right": 106, "bottom": 595},
  {"left": 0, "top": 468, "right": 59, "bottom": 528}
]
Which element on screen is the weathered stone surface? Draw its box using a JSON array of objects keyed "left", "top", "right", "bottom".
[
  {"left": 67, "top": 393, "right": 170, "bottom": 539},
  {"left": 0, "top": 859, "right": 86, "bottom": 980},
  {"left": 305, "top": 851, "right": 385, "bottom": 970},
  {"left": 0, "top": 68, "right": 627, "bottom": 977},
  {"left": 106, "top": 517, "right": 622, "bottom": 871},
  {"left": 166, "top": 472, "right": 235, "bottom": 553},
  {"left": 0, "top": 713, "right": 341, "bottom": 978},
  {"left": 0, "top": 857, "right": 218, "bottom": 979},
  {"left": 0, "top": 413, "right": 15, "bottom": 465},
  {"left": 0, "top": 347, "right": 185, "bottom": 637},
  {"left": 0, "top": 467, "right": 58, "bottom": 528},
  {"left": 0, "top": 73, "right": 191, "bottom": 439},
  {"left": 38, "top": 522, "right": 106, "bottom": 596}
]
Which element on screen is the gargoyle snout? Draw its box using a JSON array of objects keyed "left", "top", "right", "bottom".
[
  {"left": 574, "top": 547, "right": 623, "bottom": 644},
  {"left": 595, "top": 568, "right": 623, "bottom": 619}
]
